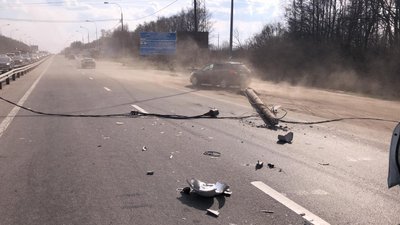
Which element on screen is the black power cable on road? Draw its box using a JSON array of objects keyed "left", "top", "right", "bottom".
[
  {"left": 0, "top": 96, "right": 257, "bottom": 120},
  {"left": 0, "top": 96, "right": 397, "bottom": 124}
]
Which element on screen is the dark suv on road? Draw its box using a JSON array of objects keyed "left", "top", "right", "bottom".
[
  {"left": 190, "top": 62, "right": 252, "bottom": 89},
  {"left": 81, "top": 58, "right": 96, "bottom": 69}
]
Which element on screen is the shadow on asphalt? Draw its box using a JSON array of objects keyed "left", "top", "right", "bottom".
[
  {"left": 177, "top": 194, "right": 226, "bottom": 211},
  {"left": 185, "top": 84, "right": 244, "bottom": 96}
]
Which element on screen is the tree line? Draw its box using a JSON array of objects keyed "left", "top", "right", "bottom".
[
  {"left": 245, "top": 0, "right": 400, "bottom": 98},
  {"left": 64, "top": 0, "right": 399, "bottom": 98}
]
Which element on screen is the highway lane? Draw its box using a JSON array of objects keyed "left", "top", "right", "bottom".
[
  {"left": 0, "top": 55, "right": 399, "bottom": 224},
  {"left": 92, "top": 58, "right": 400, "bottom": 224},
  {"left": 0, "top": 55, "right": 307, "bottom": 225}
]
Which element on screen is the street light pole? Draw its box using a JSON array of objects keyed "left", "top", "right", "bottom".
[
  {"left": 194, "top": 0, "right": 198, "bottom": 32},
  {"left": 76, "top": 30, "right": 84, "bottom": 43},
  {"left": 80, "top": 25, "right": 90, "bottom": 43},
  {"left": 104, "top": 2, "right": 123, "bottom": 31},
  {"left": 86, "top": 20, "right": 98, "bottom": 49},
  {"left": 229, "top": 0, "right": 234, "bottom": 57}
]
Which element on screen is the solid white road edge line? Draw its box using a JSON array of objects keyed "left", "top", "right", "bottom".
[
  {"left": 251, "top": 181, "right": 330, "bottom": 225},
  {"left": 0, "top": 57, "right": 53, "bottom": 139},
  {"left": 131, "top": 104, "right": 148, "bottom": 114},
  {"left": 103, "top": 87, "right": 111, "bottom": 92}
]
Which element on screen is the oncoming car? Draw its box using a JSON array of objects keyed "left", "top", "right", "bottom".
[
  {"left": 190, "top": 62, "right": 252, "bottom": 89},
  {"left": 81, "top": 58, "right": 96, "bottom": 69}
]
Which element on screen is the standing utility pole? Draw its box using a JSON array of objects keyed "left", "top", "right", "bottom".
[
  {"left": 104, "top": 2, "right": 123, "bottom": 31},
  {"left": 194, "top": 0, "right": 198, "bottom": 32},
  {"left": 229, "top": 0, "right": 234, "bottom": 57}
]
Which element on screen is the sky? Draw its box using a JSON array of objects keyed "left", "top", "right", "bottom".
[{"left": 0, "top": 0, "right": 287, "bottom": 53}]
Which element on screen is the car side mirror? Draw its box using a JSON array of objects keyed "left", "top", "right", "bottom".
[{"left": 388, "top": 123, "right": 400, "bottom": 188}]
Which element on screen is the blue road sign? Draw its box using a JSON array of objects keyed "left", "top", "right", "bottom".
[{"left": 140, "top": 32, "right": 177, "bottom": 56}]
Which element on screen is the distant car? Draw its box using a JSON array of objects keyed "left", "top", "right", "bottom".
[
  {"left": 0, "top": 55, "right": 15, "bottom": 73},
  {"left": 12, "top": 56, "right": 24, "bottom": 67},
  {"left": 6, "top": 53, "right": 15, "bottom": 59},
  {"left": 81, "top": 58, "right": 96, "bottom": 69},
  {"left": 190, "top": 62, "right": 252, "bottom": 89},
  {"left": 21, "top": 53, "right": 32, "bottom": 65}
]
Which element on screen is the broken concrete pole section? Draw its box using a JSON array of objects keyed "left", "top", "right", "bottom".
[{"left": 244, "top": 88, "right": 279, "bottom": 127}]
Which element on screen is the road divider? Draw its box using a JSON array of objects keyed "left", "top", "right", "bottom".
[
  {"left": 0, "top": 56, "right": 50, "bottom": 90},
  {"left": 0, "top": 57, "right": 53, "bottom": 139}
]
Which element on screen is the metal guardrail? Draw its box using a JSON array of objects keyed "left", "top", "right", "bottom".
[{"left": 0, "top": 56, "right": 50, "bottom": 90}]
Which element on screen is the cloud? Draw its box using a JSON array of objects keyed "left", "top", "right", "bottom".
[{"left": 0, "top": 0, "right": 285, "bottom": 53}]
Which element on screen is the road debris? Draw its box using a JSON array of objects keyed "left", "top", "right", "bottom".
[
  {"left": 260, "top": 210, "right": 274, "bottom": 214},
  {"left": 187, "top": 178, "right": 231, "bottom": 197},
  {"left": 271, "top": 105, "right": 281, "bottom": 115},
  {"left": 116, "top": 122, "right": 124, "bottom": 125},
  {"left": 203, "top": 151, "right": 221, "bottom": 158},
  {"left": 142, "top": 146, "right": 147, "bottom": 151},
  {"left": 206, "top": 209, "right": 220, "bottom": 217},
  {"left": 319, "top": 163, "right": 330, "bottom": 166},
  {"left": 255, "top": 161, "right": 264, "bottom": 170},
  {"left": 180, "top": 186, "right": 191, "bottom": 194},
  {"left": 169, "top": 154, "right": 174, "bottom": 159},
  {"left": 244, "top": 88, "right": 279, "bottom": 128},
  {"left": 278, "top": 132, "right": 294, "bottom": 144},
  {"left": 146, "top": 171, "right": 154, "bottom": 175},
  {"left": 267, "top": 163, "right": 275, "bottom": 169}
]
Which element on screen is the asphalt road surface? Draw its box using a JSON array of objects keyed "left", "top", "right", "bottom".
[{"left": 0, "top": 55, "right": 399, "bottom": 225}]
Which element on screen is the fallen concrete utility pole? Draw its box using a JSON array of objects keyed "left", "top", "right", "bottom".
[{"left": 244, "top": 88, "right": 279, "bottom": 127}]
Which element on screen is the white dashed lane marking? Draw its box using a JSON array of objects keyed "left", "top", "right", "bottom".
[
  {"left": 0, "top": 58, "right": 53, "bottom": 140},
  {"left": 131, "top": 104, "right": 148, "bottom": 114},
  {"left": 251, "top": 181, "right": 330, "bottom": 225}
]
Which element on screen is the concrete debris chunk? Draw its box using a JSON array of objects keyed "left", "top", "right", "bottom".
[
  {"left": 206, "top": 209, "right": 220, "bottom": 217},
  {"left": 180, "top": 186, "right": 191, "bottom": 194},
  {"left": 142, "top": 146, "right": 147, "bottom": 151},
  {"left": 267, "top": 163, "right": 275, "bottom": 169},
  {"left": 278, "top": 132, "right": 294, "bottom": 144},
  {"left": 260, "top": 210, "right": 274, "bottom": 214},
  {"left": 223, "top": 189, "right": 232, "bottom": 196},
  {"left": 255, "top": 161, "right": 264, "bottom": 170},
  {"left": 203, "top": 151, "right": 221, "bottom": 158}
]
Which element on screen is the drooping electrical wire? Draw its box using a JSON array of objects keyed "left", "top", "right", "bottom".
[
  {"left": 125, "top": 0, "right": 180, "bottom": 21},
  {"left": 0, "top": 96, "right": 257, "bottom": 120},
  {"left": 0, "top": 17, "right": 119, "bottom": 23}
]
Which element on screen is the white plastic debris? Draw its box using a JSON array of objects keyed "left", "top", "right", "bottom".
[
  {"left": 206, "top": 209, "right": 220, "bottom": 217},
  {"left": 187, "top": 178, "right": 230, "bottom": 197}
]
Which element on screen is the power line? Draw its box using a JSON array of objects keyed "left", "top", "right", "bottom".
[
  {"left": 125, "top": 0, "right": 180, "bottom": 21},
  {"left": 0, "top": 17, "right": 119, "bottom": 23},
  {"left": 0, "top": 0, "right": 179, "bottom": 23}
]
